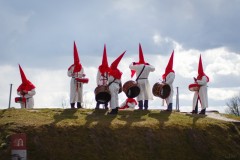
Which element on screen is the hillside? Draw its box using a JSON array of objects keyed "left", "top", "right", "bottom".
[{"left": 0, "top": 108, "right": 240, "bottom": 160}]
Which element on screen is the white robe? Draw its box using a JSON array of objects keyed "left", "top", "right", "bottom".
[
  {"left": 192, "top": 76, "right": 208, "bottom": 110},
  {"left": 129, "top": 63, "right": 155, "bottom": 101},
  {"left": 17, "top": 89, "right": 36, "bottom": 109},
  {"left": 68, "top": 66, "right": 85, "bottom": 104},
  {"left": 164, "top": 72, "right": 175, "bottom": 105},
  {"left": 96, "top": 71, "right": 108, "bottom": 86},
  {"left": 108, "top": 75, "right": 121, "bottom": 109}
]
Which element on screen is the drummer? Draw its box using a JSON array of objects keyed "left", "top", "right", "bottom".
[
  {"left": 192, "top": 55, "right": 209, "bottom": 115},
  {"left": 95, "top": 44, "right": 110, "bottom": 110},
  {"left": 162, "top": 51, "right": 175, "bottom": 111},
  {"left": 17, "top": 65, "right": 36, "bottom": 109},
  {"left": 129, "top": 44, "right": 155, "bottom": 110},
  {"left": 108, "top": 51, "right": 126, "bottom": 115},
  {"left": 67, "top": 41, "right": 86, "bottom": 109}
]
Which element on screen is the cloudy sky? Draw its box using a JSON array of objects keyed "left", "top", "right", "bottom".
[{"left": 0, "top": 0, "right": 239, "bottom": 112}]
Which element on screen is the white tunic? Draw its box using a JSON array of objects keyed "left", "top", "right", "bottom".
[
  {"left": 108, "top": 75, "right": 121, "bottom": 109},
  {"left": 68, "top": 66, "right": 85, "bottom": 104},
  {"left": 129, "top": 63, "right": 155, "bottom": 101},
  {"left": 96, "top": 70, "right": 108, "bottom": 86},
  {"left": 192, "top": 76, "right": 208, "bottom": 110},
  {"left": 164, "top": 72, "right": 175, "bottom": 105},
  {"left": 17, "top": 89, "right": 36, "bottom": 109}
]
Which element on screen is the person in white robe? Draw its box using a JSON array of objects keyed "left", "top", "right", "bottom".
[
  {"left": 68, "top": 41, "right": 88, "bottom": 109},
  {"left": 192, "top": 55, "right": 209, "bottom": 115},
  {"left": 107, "top": 51, "right": 126, "bottom": 114},
  {"left": 16, "top": 65, "right": 36, "bottom": 109},
  {"left": 162, "top": 51, "right": 175, "bottom": 111},
  {"left": 129, "top": 44, "right": 155, "bottom": 110}
]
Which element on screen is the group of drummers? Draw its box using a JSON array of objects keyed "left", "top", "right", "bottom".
[{"left": 15, "top": 42, "right": 209, "bottom": 115}]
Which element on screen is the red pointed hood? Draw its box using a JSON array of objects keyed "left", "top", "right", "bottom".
[
  {"left": 162, "top": 50, "right": 175, "bottom": 80},
  {"left": 131, "top": 43, "right": 149, "bottom": 78},
  {"left": 109, "top": 51, "right": 126, "bottom": 79},
  {"left": 68, "top": 41, "right": 82, "bottom": 72},
  {"left": 197, "top": 54, "right": 209, "bottom": 82},
  {"left": 17, "top": 64, "right": 35, "bottom": 92},
  {"left": 98, "top": 44, "right": 110, "bottom": 74}
]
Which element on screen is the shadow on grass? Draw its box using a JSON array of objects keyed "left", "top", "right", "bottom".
[
  {"left": 148, "top": 110, "right": 171, "bottom": 126},
  {"left": 186, "top": 113, "right": 207, "bottom": 127},
  {"left": 52, "top": 109, "right": 78, "bottom": 125},
  {"left": 116, "top": 109, "right": 150, "bottom": 127},
  {"left": 84, "top": 109, "right": 116, "bottom": 128}
]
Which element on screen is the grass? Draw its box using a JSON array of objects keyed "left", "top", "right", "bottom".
[{"left": 0, "top": 108, "right": 240, "bottom": 160}]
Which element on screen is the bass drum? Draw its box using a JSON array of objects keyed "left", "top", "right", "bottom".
[
  {"left": 188, "top": 83, "right": 200, "bottom": 92},
  {"left": 152, "top": 82, "right": 171, "bottom": 99},
  {"left": 94, "top": 86, "right": 111, "bottom": 103},
  {"left": 123, "top": 80, "right": 140, "bottom": 98}
]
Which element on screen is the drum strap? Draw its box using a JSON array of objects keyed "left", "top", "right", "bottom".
[{"left": 136, "top": 65, "right": 146, "bottom": 81}]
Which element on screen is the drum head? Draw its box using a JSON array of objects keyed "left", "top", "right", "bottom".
[
  {"left": 160, "top": 85, "right": 171, "bottom": 99},
  {"left": 95, "top": 92, "right": 111, "bottom": 103},
  {"left": 126, "top": 86, "right": 140, "bottom": 98}
]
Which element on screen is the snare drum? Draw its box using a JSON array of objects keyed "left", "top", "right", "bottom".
[
  {"left": 123, "top": 80, "right": 140, "bottom": 98},
  {"left": 75, "top": 78, "right": 89, "bottom": 83},
  {"left": 152, "top": 82, "right": 171, "bottom": 99},
  {"left": 188, "top": 83, "right": 200, "bottom": 92},
  {"left": 94, "top": 86, "right": 111, "bottom": 103},
  {"left": 15, "top": 97, "right": 26, "bottom": 103}
]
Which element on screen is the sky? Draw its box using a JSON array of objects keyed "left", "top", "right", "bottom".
[{"left": 0, "top": 0, "right": 239, "bottom": 113}]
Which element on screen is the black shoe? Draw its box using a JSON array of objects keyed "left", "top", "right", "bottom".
[
  {"left": 108, "top": 108, "right": 118, "bottom": 115},
  {"left": 191, "top": 110, "right": 197, "bottom": 114},
  {"left": 70, "top": 103, "right": 75, "bottom": 109},
  {"left": 199, "top": 109, "right": 206, "bottom": 115},
  {"left": 77, "top": 102, "right": 82, "bottom": 109},
  {"left": 95, "top": 103, "right": 100, "bottom": 110}
]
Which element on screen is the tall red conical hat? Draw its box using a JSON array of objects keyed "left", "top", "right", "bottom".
[
  {"left": 69, "top": 41, "right": 82, "bottom": 73},
  {"left": 17, "top": 64, "right": 35, "bottom": 92},
  {"left": 162, "top": 50, "right": 175, "bottom": 80},
  {"left": 98, "top": 44, "right": 109, "bottom": 74},
  {"left": 139, "top": 43, "right": 146, "bottom": 64},
  {"left": 131, "top": 43, "right": 149, "bottom": 78},
  {"left": 197, "top": 54, "right": 209, "bottom": 82},
  {"left": 109, "top": 51, "right": 126, "bottom": 79}
]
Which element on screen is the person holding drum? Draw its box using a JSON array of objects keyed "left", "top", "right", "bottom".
[
  {"left": 16, "top": 65, "right": 36, "bottom": 109},
  {"left": 129, "top": 44, "right": 155, "bottom": 110},
  {"left": 68, "top": 41, "right": 87, "bottom": 109},
  {"left": 95, "top": 44, "right": 110, "bottom": 110},
  {"left": 191, "top": 55, "right": 209, "bottom": 115},
  {"left": 162, "top": 51, "right": 175, "bottom": 111},
  {"left": 108, "top": 51, "right": 126, "bottom": 115}
]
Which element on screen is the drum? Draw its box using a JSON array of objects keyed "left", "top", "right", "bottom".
[
  {"left": 123, "top": 80, "right": 140, "bottom": 98},
  {"left": 75, "top": 78, "right": 89, "bottom": 83},
  {"left": 94, "top": 86, "right": 111, "bottom": 103},
  {"left": 152, "top": 82, "right": 171, "bottom": 99},
  {"left": 188, "top": 83, "right": 200, "bottom": 92},
  {"left": 15, "top": 97, "right": 26, "bottom": 103}
]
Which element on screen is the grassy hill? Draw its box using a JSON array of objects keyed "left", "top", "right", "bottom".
[{"left": 0, "top": 108, "right": 240, "bottom": 160}]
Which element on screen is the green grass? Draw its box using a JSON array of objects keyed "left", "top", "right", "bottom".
[{"left": 0, "top": 108, "right": 240, "bottom": 160}]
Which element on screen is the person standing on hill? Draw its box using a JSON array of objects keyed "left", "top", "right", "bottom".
[
  {"left": 162, "top": 51, "right": 175, "bottom": 111},
  {"left": 95, "top": 44, "right": 110, "bottom": 110},
  {"left": 16, "top": 64, "right": 36, "bottom": 109},
  {"left": 129, "top": 44, "right": 155, "bottom": 110},
  {"left": 108, "top": 51, "right": 126, "bottom": 114},
  {"left": 192, "top": 55, "right": 209, "bottom": 115},
  {"left": 68, "top": 41, "right": 87, "bottom": 109}
]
